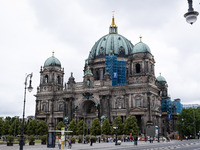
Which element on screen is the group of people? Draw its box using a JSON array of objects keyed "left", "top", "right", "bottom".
[{"left": 58, "top": 137, "right": 72, "bottom": 149}]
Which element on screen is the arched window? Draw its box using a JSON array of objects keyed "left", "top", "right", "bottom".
[
  {"left": 116, "top": 98, "right": 122, "bottom": 108},
  {"left": 44, "top": 75, "right": 48, "bottom": 83},
  {"left": 59, "top": 104, "right": 63, "bottom": 111},
  {"left": 136, "top": 63, "right": 141, "bottom": 73},
  {"left": 136, "top": 98, "right": 141, "bottom": 107},
  {"left": 96, "top": 70, "right": 99, "bottom": 80},
  {"left": 42, "top": 104, "right": 46, "bottom": 112},
  {"left": 57, "top": 76, "right": 61, "bottom": 84}
]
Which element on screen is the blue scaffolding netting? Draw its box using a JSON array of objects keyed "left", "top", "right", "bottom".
[
  {"left": 105, "top": 56, "right": 126, "bottom": 86},
  {"left": 161, "top": 97, "right": 183, "bottom": 114}
]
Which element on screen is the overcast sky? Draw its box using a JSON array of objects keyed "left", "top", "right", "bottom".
[{"left": 0, "top": 0, "right": 200, "bottom": 118}]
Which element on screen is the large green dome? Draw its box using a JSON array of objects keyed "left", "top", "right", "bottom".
[
  {"left": 88, "top": 16, "right": 133, "bottom": 60},
  {"left": 132, "top": 38, "right": 151, "bottom": 54},
  {"left": 44, "top": 52, "right": 61, "bottom": 67}
]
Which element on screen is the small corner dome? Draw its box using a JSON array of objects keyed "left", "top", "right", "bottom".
[
  {"left": 156, "top": 74, "right": 166, "bottom": 82},
  {"left": 132, "top": 37, "right": 151, "bottom": 54},
  {"left": 44, "top": 52, "right": 61, "bottom": 67}
]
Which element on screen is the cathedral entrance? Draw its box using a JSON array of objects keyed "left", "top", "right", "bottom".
[
  {"left": 81, "top": 100, "right": 98, "bottom": 128},
  {"left": 135, "top": 115, "right": 142, "bottom": 135}
]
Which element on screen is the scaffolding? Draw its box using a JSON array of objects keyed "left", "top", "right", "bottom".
[
  {"left": 161, "top": 97, "right": 183, "bottom": 114},
  {"left": 105, "top": 56, "right": 126, "bottom": 86}
]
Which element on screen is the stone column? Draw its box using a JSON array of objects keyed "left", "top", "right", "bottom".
[
  {"left": 48, "top": 99, "right": 55, "bottom": 130},
  {"left": 106, "top": 95, "right": 111, "bottom": 123},
  {"left": 129, "top": 94, "right": 131, "bottom": 109},
  {"left": 125, "top": 94, "right": 129, "bottom": 117},
  {"left": 132, "top": 95, "right": 135, "bottom": 107}
]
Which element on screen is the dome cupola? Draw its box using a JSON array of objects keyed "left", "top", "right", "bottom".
[
  {"left": 156, "top": 73, "right": 166, "bottom": 82},
  {"left": 132, "top": 36, "right": 151, "bottom": 54},
  {"left": 44, "top": 52, "right": 61, "bottom": 67},
  {"left": 88, "top": 14, "right": 133, "bottom": 60}
]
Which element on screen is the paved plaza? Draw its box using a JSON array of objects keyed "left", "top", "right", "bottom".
[{"left": 1, "top": 140, "right": 200, "bottom": 150}]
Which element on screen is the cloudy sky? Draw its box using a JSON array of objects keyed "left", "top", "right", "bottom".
[{"left": 0, "top": 0, "right": 200, "bottom": 118}]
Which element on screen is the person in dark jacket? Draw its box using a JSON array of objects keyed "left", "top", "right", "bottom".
[{"left": 90, "top": 138, "right": 93, "bottom": 146}]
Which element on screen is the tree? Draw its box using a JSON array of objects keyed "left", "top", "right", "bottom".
[
  {"left": 67, "top": 119, "right": 77, "bottom": 135},
  {"left": 112, "top": 116, "right": 124, "bottom": 135},
  {"left": 177, "top": 108, "right": 200, "bottom": 138},
  {"left": 90, "top": 118, "right": 101, "bottom": 136},
  {"left": 102, "top": 118, "right": 111, "bottom": 135},
  {"left": 27, "top": 119, "right": 38, "bottom": 135},
  {"left": 5, "top": 116, "right": 11, "bottom": 123},
  {"left": 3, "top": 120, "right": 10, "bottom": 135},
  {"left": 9, "top": 118, "right": 20, "bottom": 136},
  {"left": 56, "top": 121, "right": 65, "bottom": 136},
  {"left": 77, "top": 120, "right": 87, "bottom": 135},
  {"left": 18, "top": 120, "right": 28, "bottom": 135},
  {"left": 56, "top": 121, "right": 65, "bottom": 130},
  {"left": 0, "top": 118, "right": 4, "bottom": 136},
  {"left": 124, "top": 115, "right": 139, "bottom": 136},
  {"left": 37, "top": 120, "right": 48, "bottom": 136}
]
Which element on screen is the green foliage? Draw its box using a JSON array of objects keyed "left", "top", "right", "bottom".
[
  {"left": 3, "top": 120, "right": 10, "bottom": 135},
  {"left": 90, "top": 118, "right": 101, "bottom": 135},
  {"left": 27, "top": 119, "right": 38, "bottom": 135},
  {"left": 37, "top": 121, "right": 48, "bottom": 136},
  {"left": 112, "top": 116, "right": 124, "bottom": 135},
  {"left": 7, "top": 135, "right": 14, "bottom": 143},
  {"left": 91, "top": 136, "right": 97, "bottom": 142},
  {"left": 102, "top": 118, "right": 111, "bottom": 135},
  {"left": 86, "top": 135, "right": 90, "bottom": 142},
  {"left": 177, "top": 108, "right": 200, "bottom": 137},
  {"left": 41, "top": 135, "right": 47, "bottom": 142},
  {"left": 0, "top": 118, "right": 4, "bottom": 136},
  {"left": 56, "top": 121, "right": 65, "bottom": 130},
  {"left": 28, "top": 135, "right": 35, "bottom": 142},
  {"left": 124, "top": 115, "right": 139, "bottom": 136},
  {"left": 77, "top": 120, "right": 87, "bottom": 135},
  {"left": 67, "top": 119, "right": 77, "bottom": 135},
  {"left": 5, "top": 117, "right": 11, "bottom": 123},
  {"left": 71, "top": 137, "right": 76, "bottom": 143},
  {"left": 78, "top": 136, "right": 83, "bottom": 143},
  {"left": 9, "top": 118, "right": 20, "bottom": 136},
  {"left": 56, "top": 121, "right": 65, "bottom": 135}
]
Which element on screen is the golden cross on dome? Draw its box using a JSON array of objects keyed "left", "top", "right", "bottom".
[
  {"left": 52, "top": 51, "right": 55, "bottom": 56},
  {"left": 139, "top": 36, "right": 142, "bottom": 42},
  {"left": 112, "top": 10, "right": 115, "bottom": 16}
]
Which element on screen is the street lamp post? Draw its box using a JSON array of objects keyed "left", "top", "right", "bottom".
[
  {"left": 19, "top": 73, "right": 33, "bottom": 150},
  {"left": 158, "top": 113, "right": 161, "bottom": 142},
  {"left": 100, "top": 115, "right": 105, "bottom": 143},
  {"left": 181, "top": 117, "right": 184, "bottom": 141},
  {"left": 193, "top": 109, "right": 196, "bottom": 139},
  {"left": 114, "top": 100, "right": 121, "bottom": 146},
  {"left": 64, "top": 117, "right": 68, "bottom": 147},
  {"left": 184, "top": 0, "right": 199, "bottom": 24},
  {"left": 83, "top": 113, "right": 86, "bottom": 144}
]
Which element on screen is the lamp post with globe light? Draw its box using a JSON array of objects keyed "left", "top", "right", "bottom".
[
  {"left": 19, "top": 73, "right": 33, "bottom": 150},
  {"left": 184, "top": 0, "right": 199, "bottom": 24},
  {"left": 114, "top": 100, "right": 121, "bottom": 145}
]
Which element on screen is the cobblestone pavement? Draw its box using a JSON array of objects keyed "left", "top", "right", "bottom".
[
  {"left": 0, "top": 141, "right": 158, "bottom": 150},
  {"left": 1, "top": 140, "right": 200, "bottom": 150}
]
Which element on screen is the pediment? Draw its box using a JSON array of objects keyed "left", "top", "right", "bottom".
[{"left": 130, "top": 107, "right": 145, "bottom": 112}]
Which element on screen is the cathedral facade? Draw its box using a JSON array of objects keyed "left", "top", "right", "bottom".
[{"left": 35, "top": 16, "right": 169, "bottom": 135}]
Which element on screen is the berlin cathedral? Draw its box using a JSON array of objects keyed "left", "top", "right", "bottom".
[{"left": 35, "top": 15, "right": 172, "bottom": 136}]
